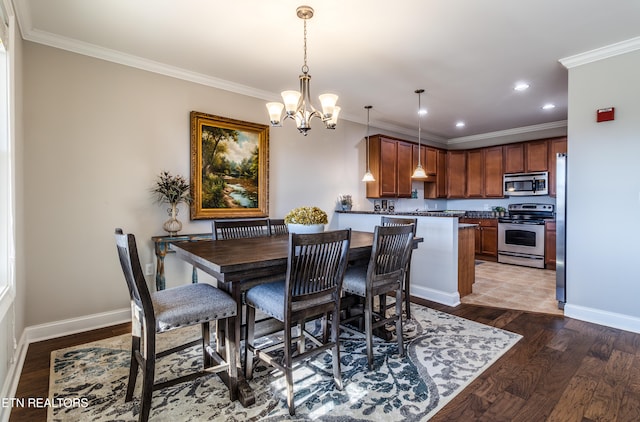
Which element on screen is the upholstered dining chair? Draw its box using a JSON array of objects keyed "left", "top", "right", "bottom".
[
  {"left": 243, "top": 229, "right": 351, "bottom": 415},
  {"left": 342, "top": 224, "right": 414, "bottom": 369},
  {"left": 114, "top": 229, "right": 238, "bottom": 422},
  {"left": 212, "top": 218, "right": 270, "bottom": 240},
  {"left": 268, "top": 218, "right": 289, "bottom": 235},
  {"left": 380, "top": 216, "right": 417, "bottom": 319}
]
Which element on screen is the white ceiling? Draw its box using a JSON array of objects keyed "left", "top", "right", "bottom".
[{"left": 12, "top": 0, "right": 640, "bottom": 143}]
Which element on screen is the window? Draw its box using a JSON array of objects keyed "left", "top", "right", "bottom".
[{"left": 0, "top": 7, "right": 15, "bottom": 319}]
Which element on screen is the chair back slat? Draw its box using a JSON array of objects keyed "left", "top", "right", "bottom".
[
  {"left": 381, "top": 216, "right": 417, "bottom": 235},
  {"left": 213, "top": 218, "right": 270, "bottom": 240},
  {"left": 286, "top": 230, "right": 351, "bottom": 306},
  {"left": 368, "top": 225, "right": 414, "bottom": 286},
  {"left": 269, "top": 218, "right": 289, "bottom": 235}
]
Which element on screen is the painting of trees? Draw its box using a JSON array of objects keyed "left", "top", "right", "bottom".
[{"left": 190, "top": 112, "right": 269, "bottom": 219}]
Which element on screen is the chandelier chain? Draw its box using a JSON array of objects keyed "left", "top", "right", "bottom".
[{"left": 302, "top": 18, "right": 309, "bottom": 74}]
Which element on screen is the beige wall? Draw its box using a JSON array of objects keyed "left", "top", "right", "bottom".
[{"left": 22, "top": 42, "right": 368, "bottom": 326}]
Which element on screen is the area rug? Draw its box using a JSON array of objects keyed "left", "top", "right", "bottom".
[{"left": 48, "top": 304, "right": 521, "bottom": 421}]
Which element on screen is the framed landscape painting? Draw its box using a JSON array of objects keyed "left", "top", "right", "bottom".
[{"left": 190, "top": 111, "right": 269, "bottom": 219}]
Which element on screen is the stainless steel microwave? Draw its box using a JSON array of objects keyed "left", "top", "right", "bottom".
[{"left": 503, "top": 172, "right": 548, "bottom": 196}]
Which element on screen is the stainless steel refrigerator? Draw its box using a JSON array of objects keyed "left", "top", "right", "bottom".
[{"left": 556, "top": 153, "right": 567, "bottom": 308}]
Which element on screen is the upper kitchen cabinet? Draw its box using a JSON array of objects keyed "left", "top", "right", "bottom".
[
  {"left": 525, "top": 140, "right": 549, "bottom": 172},
  {"left": 504, "top": 143, "right": 525, "bottom": 174},
  {"left": 447, "top": 150, "right": 466, "bottom": 198},
  {"left": 466, "top": 149, "right": 484, "bottom": 198},
  {"left": 483, "top": 145, "right": 504, "bottom": 197},
  {"left": 504, "top": 140, "right": 549, "bottom": 174},
  {"left": 366, "top": 135, "right": 412, "bottom": 198},
  {"left": 548, "top": 137, "right": 568, "bottom": 197},
  {"left": 425, "top": 149, "right": 447, "bottom": 199}
]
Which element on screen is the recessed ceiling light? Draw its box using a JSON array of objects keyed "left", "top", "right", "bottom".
[
  {"left": 418, "top": 109, "right": 428, "bottom": 116},
  {"left": 514, "top": 82, "right": 530, "bottom": 91},
  {"left": 456, "top": 121, "right": 465, "bottom": 128},
  {"left": 542, "top": 103, "right": 556, "bottom": 110}
]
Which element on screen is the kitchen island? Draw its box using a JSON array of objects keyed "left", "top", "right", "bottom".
[{"left": 332, "top": 210, "right": 475, "bottom": 307}]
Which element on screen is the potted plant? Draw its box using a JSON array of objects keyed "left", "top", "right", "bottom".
[
  {"left": 284, "top": 206, "right": 328, "bottom": 233},
  {"left": 494, "top": 206, "right": 506, "bottom": 217},
  {"left": 152, "top": 171, "right": 192, "bottom": 235},
  {"left": 338, "top": 194, "right": 353, "bottom": 211}
]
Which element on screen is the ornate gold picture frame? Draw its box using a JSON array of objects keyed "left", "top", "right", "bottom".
[{"left": 190, "top": 111, "right": 269, "bottom": 219}]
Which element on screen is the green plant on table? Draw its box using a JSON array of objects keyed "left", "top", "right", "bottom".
[{"left": 284, "top": 206, "right": 328, "bottom": 225}]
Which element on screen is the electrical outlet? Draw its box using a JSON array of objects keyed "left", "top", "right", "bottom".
[{"left": 144, "top": 263, "right": 154, "bottom": 276}]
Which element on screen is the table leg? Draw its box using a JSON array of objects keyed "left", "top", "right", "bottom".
[
  {"left": 155, "top": 254, "right": 166, "bottom": 291},
  {"left": 215, "top": 280, "right": 255, "bottom": 407}
]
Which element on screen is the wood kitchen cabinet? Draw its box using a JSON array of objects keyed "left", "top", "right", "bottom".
[
  {"left": 459, "top": 218, "right": 498, "bottom": 261},
  {"left": 504, "top": 140, "right": 549, "bottom": 174},
  {"left": 484, "top": 146, "right": 504, "bottom": 197},
  {"left": 426, "top": 149, "right": 447, "bottom": 199},
  {"left": 412, "top": 144, "right": 437, "bottom": 178},
  {"left": 548, "top": 137, "right": 567, "bottom": 197},
  {"left": 447, "top": 150, "right": 466, "bottom": 198},
  {"left": 458, "top": 225, "right": 476, "bottom": 297},
  {"left": 525, "top": 140, "right": 549, "bottom": 172},
  {"left": 545, "top": 221, "right": 556, "bottom": 270},
  {"left": 366, "top": 135, "right": 412, "bottom": 198},
  {"left": 466, "top": 149, "right": 484, "bottom": 198}
]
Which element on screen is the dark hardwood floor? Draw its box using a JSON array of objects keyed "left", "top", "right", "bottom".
[{"left": 10, "top": 299, "right": 640, "bottom": 421}]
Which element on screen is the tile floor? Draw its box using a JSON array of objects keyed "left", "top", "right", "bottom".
[{"left": 461, "top": 260, "right": 563, "bottom": 316}]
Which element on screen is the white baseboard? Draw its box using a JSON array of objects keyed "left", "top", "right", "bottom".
[
  {"left": 0, "top": 308, "right": 130, "bottom": 422},
  {"left": 412, "top": 286, "right": 461, "bottom": 307},
  {"left": 25, "top": 308, "right": 131, "bottom": 343},
  {"left": 564, "top": 303, "right": 640, "bottom": 334}
]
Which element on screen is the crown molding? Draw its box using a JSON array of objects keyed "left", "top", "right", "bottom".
[
  {"left": 447, "top": 120, "right": 568, "bottom": 145},
  {"left": 560, "top": 36, "right": 640, "bottom": 69},
  {"left": 20, "top": 26, "right": 279, "bottom": 101}
]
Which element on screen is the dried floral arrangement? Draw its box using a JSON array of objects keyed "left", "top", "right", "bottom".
[
  {"left": 284, "top": 206, "right": 328, "bottom": 225},
  {"left": 152, "top": 171, "right": 192, "bottom": 206}
]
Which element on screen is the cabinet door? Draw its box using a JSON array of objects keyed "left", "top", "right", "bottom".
[
  {"left": 426, "top": 147, "right": 438, "bottom": 175},
  {"left": 548, "top": 137, "right": 567, "bottom": 197},
  {"left": 480, "top": 225, "right": 498, "bottom": 257},
  {"left": 545, "top": 221, "right": 556, "bottom": 269},
  {"left": 379, "top": 138, "right": 398, "bottom": 197},
  {"left": 446, "top": 151, "right": 466, "bottom": 198},
  {"left": 411, "top": 144, "right": 429, "bottom": 181},
  {"left": 504, "top": 143, "right": 525, "bottom": 174},
  {"left": 526, "top": 140, "right": 549, "bottom": 172},
  {"left": 484, "top": 146, "right": 504, "bottom": 197},
  {"left": 466, "top": 149, "right": 484, "bottom": 198},
  {"left": 436, "top": 149, "right": 447, "bottom": 198},
  {"left": 397, "top": 141, "right": 413, "bottom": 197}
]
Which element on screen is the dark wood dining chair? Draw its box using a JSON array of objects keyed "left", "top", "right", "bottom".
[
  {"left": 114, "top": 228, "right": 238, "bottom": 422},
  {"left": 243, "top": 229, "right": 351, "bottom": 415},
  {"left": 268, "top": 218, "right": 289, "bottom": 235},
  {"left": 342, "top": 224, "right": 414, "bottom": 369},
  {"left": 212, "top": 218, "right": 270, "bottom": 240},
  {"left": 380, "top": 216, "right": 417, "bottom": 319}
]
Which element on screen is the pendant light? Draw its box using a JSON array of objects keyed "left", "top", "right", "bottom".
[
  {"left": 362, "top": 105, "right": 375, "bottom": 182},
  {"left": 265, "top": 5, "right": 339, "bottom": 135},
  {"left": 412, "top": 89, "right": 428, "bottom": 179}
]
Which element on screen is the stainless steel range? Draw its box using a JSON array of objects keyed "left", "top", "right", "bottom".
[{"left": 498, "top": 203, "right": 554, "bottom": 268}]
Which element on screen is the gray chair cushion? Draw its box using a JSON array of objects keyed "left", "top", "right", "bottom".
[
  {"left": 245, "top": 281, "right": 286, "bottom": 321},
  {"left": 342, "top": 264, "right": 367, "bottom": 297},
  {"left": 152, "top": 283, "right": 237, "bottom": 332}
]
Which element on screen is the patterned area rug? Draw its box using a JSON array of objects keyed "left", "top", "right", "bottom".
[{"left": 48, "top": 304, "right": 521, "bottom": 421}]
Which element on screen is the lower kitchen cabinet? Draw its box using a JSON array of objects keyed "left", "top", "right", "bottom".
[
  {"left": 458, "top": 225, "right": 476, "bottom": 297},
  {"left": 545, "top": 221, "right": 556, "bottom": 270},
  {"left": 459, "top": 218, "right": 498, "bottom": 261}
]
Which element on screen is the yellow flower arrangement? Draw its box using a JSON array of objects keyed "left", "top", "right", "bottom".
[{"left": 284, "top": 206, "right": 328, "bottom": 225}]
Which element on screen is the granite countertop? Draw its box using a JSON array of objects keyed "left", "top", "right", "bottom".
[{"left": 336, "top": 210, "right": 467, "bottom": 218}]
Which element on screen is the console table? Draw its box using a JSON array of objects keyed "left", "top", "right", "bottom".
[{"left": 151, "top": 233, "right": 211, "bottom": 290}]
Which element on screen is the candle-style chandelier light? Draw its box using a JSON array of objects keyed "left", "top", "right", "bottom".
[{"left": 265, "top": 6, "right": 340, "bottom": 135}]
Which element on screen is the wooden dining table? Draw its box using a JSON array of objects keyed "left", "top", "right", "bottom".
[{"left": 170, "top": 230, "right": 421, "bottom": 406}]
